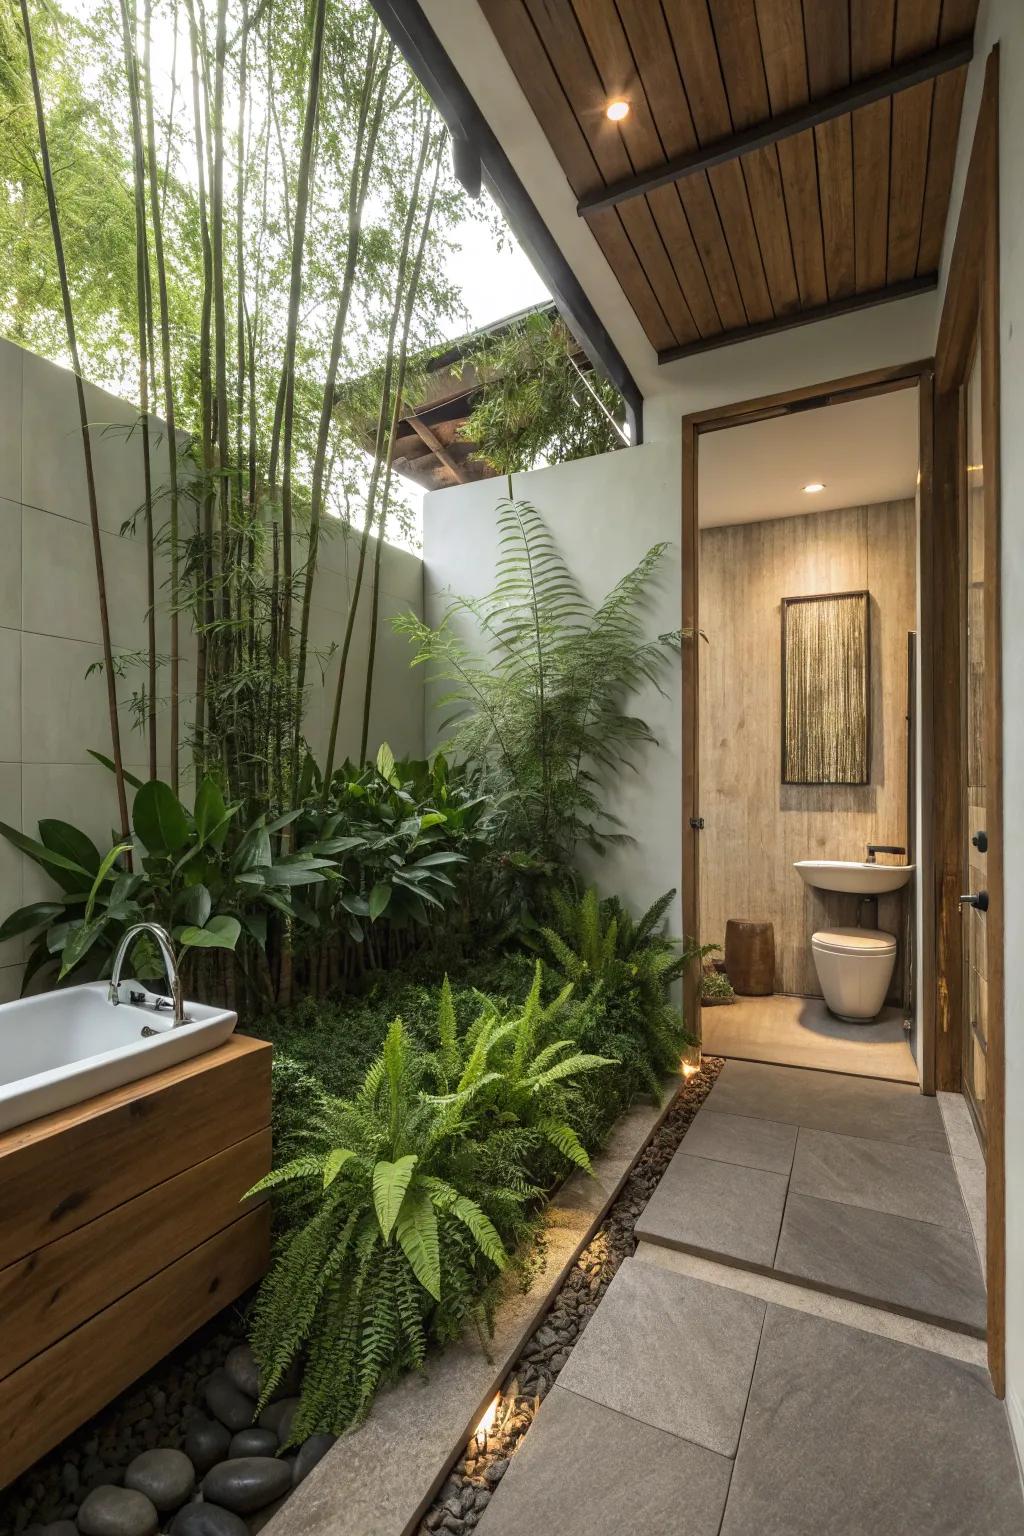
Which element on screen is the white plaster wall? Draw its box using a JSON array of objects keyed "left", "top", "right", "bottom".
[
  {"left": 939, "top": 0, "right": 1024, "bottom": 1466},
  {"left": 422, "top": 441, "right": 683, "bottom": 931},
  {"left": 0, "top": 338, "right": 425, "bottom": 1002}
]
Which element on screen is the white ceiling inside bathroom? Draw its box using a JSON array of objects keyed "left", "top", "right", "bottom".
[{"left": 697, "top": 388, "right": 920, "bottom": 528}]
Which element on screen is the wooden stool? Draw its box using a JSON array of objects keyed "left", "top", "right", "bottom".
[{"left": 725, "top": 919, "right": 775, "bottom": 996}]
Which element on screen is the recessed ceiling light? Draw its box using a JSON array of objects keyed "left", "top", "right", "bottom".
[
  {"left": 606, "top": 99, "right": 630, "bottom": 122},
  {"left": 802, "top": 481, "right": 825, "bottom": 494}
]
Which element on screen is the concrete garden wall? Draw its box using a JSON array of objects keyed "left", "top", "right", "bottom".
[
  {"left": 0, "top": 337, "right": 425, "bottom": 1003},
  {"left": 422, "top": 440, "right": 683, "bottom": 932}
]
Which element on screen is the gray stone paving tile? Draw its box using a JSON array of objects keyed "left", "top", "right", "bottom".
[
  {"left": 635, "top": 1147, "right": 788, "bottom": 1268},
  {"left": 681, "top": 1108, "right": 798, "bottom": 1174},
  {"left": 475, "top": 1385, "right": 732, "bottom": 1536},
  {"left": 790, "top": 1127, "right": 969, "bottom": 1229},
  {"left": 775, "top": 1191, "right": 987, "bottom": 1333},
  {"left": 556, "top": 1256, "right": 764, "bottom": 1456},
  {"left": 719, "top": 1306, "right": 1024, "bottom": 1536},
  {"left": 708, "top": 1059, "right": 948, "bottom": 1149}
]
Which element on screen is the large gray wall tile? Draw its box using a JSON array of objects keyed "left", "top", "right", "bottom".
[
  {"left": 0, "top": 340, "right": 22, "bottom": 504},
  {"left": 557, "top": 1257, "right": 764, "bottom": 1456},
  {"left": 0, "top": 500, "right": 21, "bottom": 628},
  {"left": 775, "top": 1191, "right": 987, "bottom": 1333},
  {"left": 0, "top": 763, "right": 24, "bottom": 966},
  {"left": 477, "top": 1386, "right": 732, "bottom": 1536},
  {"left": 0, "top": 628, "right": 20, "bottom": 761},
  {"left": 791, "top": 1127, "right": 969, "bottom": 1229},
  {"left": 636, "top": 1148, "right": 788, "bottom": 1268},
  {"left": 682, "top": 1109, "right": 798, "bottom": 1174},
  {"left": 21, "top": 631, "right": 144, "bottom": 767},
  {"left": 720, "top": 1306, "right": 1024, "bottom": 1535},
  {"left": 709, "top": 1060, "right": 947, "bottom": 1150}
]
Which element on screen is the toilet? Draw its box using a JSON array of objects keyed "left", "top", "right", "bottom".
[{"left": 811, "top": 928, "right": 898, "bottom": 1022}]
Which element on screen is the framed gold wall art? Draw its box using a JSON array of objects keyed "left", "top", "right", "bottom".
[{"left": 781, "top": 591, "right": 871, "bottom": 785}]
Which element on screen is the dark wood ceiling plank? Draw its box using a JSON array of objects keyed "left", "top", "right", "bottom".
[
  {"left": 917, "top": 0, "right": 979, "bottom": 272},
  {"left": 658, "top": 0, "right": 772, "bottom": 323},
  {"left": 850, "top": 0, "right": 895, "bottom": 291},
  {"left": 803, "top": 0, "right": 855, "bottom": 299},
  {"left": 887, "top": 0, "right": 942, "bottom": 282},
  {"left": 510, "top": 0, "right": 699, "bottom": 345},
  {"left": 478, "top": 0, "right": 681, "bottom": 350},
  {"left": 708, "top": 0, "right": 801, "bottom": 315},
  {"left": 569, "top": 0, "right": 741, "bottom": 331},
  {"left": 754, "top": 0, "right": 829, "bottom": 307}
]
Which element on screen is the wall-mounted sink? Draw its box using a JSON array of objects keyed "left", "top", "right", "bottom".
[{"left": 795, "top": 859, "right": 914, "bottom": 895}]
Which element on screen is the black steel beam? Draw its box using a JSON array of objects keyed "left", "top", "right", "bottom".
[
  {"left": 367, "top": 0, "right": 645, "bottom": 444},
  {"left": 579, "top": 36, "right": 974, "bottom": 217},
  {"left": 657, "top": 275, "right": 938, "bottom": 364}
]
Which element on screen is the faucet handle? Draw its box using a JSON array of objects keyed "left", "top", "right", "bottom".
[{"left": 866, "top": 844, "right": 907, "bottom": 864}]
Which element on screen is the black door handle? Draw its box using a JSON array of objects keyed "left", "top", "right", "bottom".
[
  {"left": 959, "top": 890, "right": 989, "bottom": 912},
  {"left": 972, "top": 829, "right": 988, "bottom": 852},
  {"left": 689, "top": 817, "right": 705, "bottom": 831}
]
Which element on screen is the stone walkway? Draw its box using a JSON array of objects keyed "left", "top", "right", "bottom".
[{"left": 475, "top": 1061, "right": 1024, "bottom": 1535}]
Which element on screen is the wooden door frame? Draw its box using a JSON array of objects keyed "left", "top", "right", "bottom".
[
  {"left": 681, "top": 360, "right": 935, "bottom": 1083},
  {"left": 934, "top": 45, "right": 1004, "bottom": 1396}
]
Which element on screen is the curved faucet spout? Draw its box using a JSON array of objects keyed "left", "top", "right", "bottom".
[{"left": 107, "top": 922, "right": 186, "bottom": 1026}]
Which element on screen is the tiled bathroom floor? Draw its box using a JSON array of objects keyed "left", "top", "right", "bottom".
[
  {"left": 701, "top": 993, "right": 917, "bottom": 1082},
  {"left": 476, "top": 1061, "right": 1022, "bottom": 1535}
]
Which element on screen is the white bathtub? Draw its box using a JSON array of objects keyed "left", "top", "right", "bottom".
[{"left": 0, "top": 982, "right": 238, "bottom": 1133}]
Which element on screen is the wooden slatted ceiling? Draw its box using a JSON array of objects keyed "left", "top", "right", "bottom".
[{"left": 477, "top": 0, "right": 978, "bottom": 359}]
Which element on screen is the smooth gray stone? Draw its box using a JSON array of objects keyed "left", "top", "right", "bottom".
[
  {"left": 557, "top": 1257, "right": 764, "bottom": 1456},
  {"left": 719, "top": 1306, "right": 1024, "bottom": 1535},
  {"left": 292, "top": 1434, "right": 336, "bottom": 1487},
  {"left": 76, "top": 1487, "right": 159, "bottom": 1536},
  {"left": 202, "top": 1458, "right": 293, "bottom": 1515},
  {"left": 708, "top": 1060, "right": 947, "bottom": 1150},
  {"left": 169, "top": 1502, "right": 250, "bottom": 1536},
  {"left": 476, "top": 1385, "right": 731, "bottom": 1535},
  {"left": 228, "top": 1429, "right": 279, "bottom": 1459},
  {"left": 775, "top": 1191, "right": 987, "bottom": 1332},
  {"left": 204, "top": 1370, "right": 257, "bottom": 1433},
  {"left": 184, "top": 1417, "right": 232, "bottom": 1476},
  {"left": 789, "top": 1126, "right": 969, "bottom": 1229},
  {"left": 224, "top": 1344, "right": 261, "bottom": 1401},
  {"left": 123, "top": 1449, "right": 195, "bottom": 1513},
  {"left": 258, "top": 1396, "right": 299, "bottom": 1442},
  {"left": 681, "top": 1108, "right": 798, "bottom": 1174},
  {"left": 635, "top": 1148, "right": 788, "bottom": 1268}
]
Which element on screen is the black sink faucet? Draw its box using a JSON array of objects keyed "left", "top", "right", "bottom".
[{"left": 866, "top": 844, "right": 907, "bottom": 864}]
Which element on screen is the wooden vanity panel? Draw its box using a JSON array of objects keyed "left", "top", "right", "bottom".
[
  {"left": 0, "top": 1205, "right": 271, "bottom": 1487},
  {"left": 0, "top": 1034, "right": 271, "bottom": 1265},
  {"left": 0, "top": 1128, "right": 270, "bottom": 1379},
  {"left": 0, "top": 1036, "right": 273, "bottom": 1488}
]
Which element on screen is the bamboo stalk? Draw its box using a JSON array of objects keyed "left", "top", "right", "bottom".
[
  {"left": 143, "top": 0, "right": 182, "bottom": 791},
  {"left": 118, "top": 0, "right": 158, "bottom": 782},
  {"left": 360, "top": 135, "right": 444, "bottom": 762},
  {"left": 322, "top": 116, "right": 433, "bottom": 791},
  {"left": 19, "top": 0, "right": 129, "bottom": 836},
  {"left": 291, "top": 28, "right": 392, "bottom": 798}
]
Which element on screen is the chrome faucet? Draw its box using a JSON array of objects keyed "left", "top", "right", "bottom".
[{"left": 108, "top": 922, "right": 187, "bottom": 1026}]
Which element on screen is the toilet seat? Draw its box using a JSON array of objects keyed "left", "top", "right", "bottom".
[{"left": 812, "top": 927, "right": 897, "bottom": 956}]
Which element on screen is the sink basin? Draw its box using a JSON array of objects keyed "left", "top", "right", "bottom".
[
  {"left": 0, "top": 982, "right": 237, "bottom": 1133},
  {"left": 795, "top": 860, "right": 914, "bottom": 895}
]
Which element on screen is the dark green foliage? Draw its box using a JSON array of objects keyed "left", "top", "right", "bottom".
[
  {"left": 458, "top": 309, "right": 626, "bottom": 475},
  {"left": 539, "top": 886, "right": 697, "bottom": 1102},
  {"left": 248, "top": 1018, "right": 517, "bottom": 1441}
]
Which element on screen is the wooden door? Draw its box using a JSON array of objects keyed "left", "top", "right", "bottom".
[{"left": 960, "top": 338, "right": 990, "bottom": 1140}]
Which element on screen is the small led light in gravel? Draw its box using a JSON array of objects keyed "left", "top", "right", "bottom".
[{"left": 474, "top": 1395, "right": 499, "bottom": 1452}]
